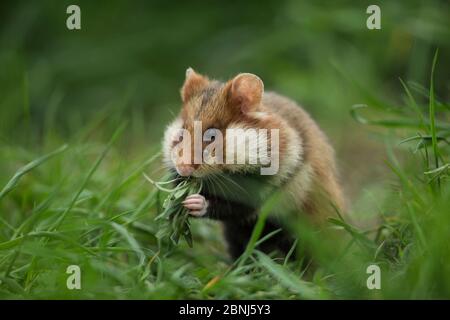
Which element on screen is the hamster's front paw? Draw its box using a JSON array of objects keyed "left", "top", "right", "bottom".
[{"left": 182, "top": 194, "right": 208, "bottom": 217}]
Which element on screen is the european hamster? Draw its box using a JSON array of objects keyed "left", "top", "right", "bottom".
[{"left": 162, "top": 68, "right": 345, "bottom": 259}]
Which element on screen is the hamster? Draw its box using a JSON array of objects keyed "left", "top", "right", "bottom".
[{"left": 162, "top": 68, "right": 345, "bottom": 260}]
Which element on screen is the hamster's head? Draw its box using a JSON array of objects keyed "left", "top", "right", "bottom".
[{"left": 163, "top": 68, "right": 277, "bottom": 179}]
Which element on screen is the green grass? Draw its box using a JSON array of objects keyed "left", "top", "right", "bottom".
[{"left": 0, "top": 57, "right": 448, "bottom": 299}]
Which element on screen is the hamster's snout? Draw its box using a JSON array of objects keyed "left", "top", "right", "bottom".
[{"left": 176, "top": 164, "right": 195, "bottom": 177}]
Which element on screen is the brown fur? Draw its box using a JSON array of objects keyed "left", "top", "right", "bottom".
[
  {"left": 262, "top": 93, "right": 345, "bottom": 220},
  {"left": 174, "top": 69, "right": 345, "bottom": 220}
]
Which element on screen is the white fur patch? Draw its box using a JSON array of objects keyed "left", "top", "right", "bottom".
[
  {"left": 162, "top": 117, "right": 183, "bottom": 169},
  {"left": 226, "top": 122, "right": 303, "bottom": 183},
  {"left": 277, "top": 126, "right": 303, "bottom": 183}
]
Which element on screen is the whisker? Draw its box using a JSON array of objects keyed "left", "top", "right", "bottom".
[{"left": 217, "top": 171, "right": 249, "bottom": 196}]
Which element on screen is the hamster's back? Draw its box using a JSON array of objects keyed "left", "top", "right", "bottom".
[{"left": 263, "top": 92, "right": 345, "bottom": 220}]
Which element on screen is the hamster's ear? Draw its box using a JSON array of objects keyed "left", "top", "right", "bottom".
[
  {"left": 228, "top": 73, "right": 264, "bottom": 113},
  {"left": 181, "top": 68, "right": 209, "bottom": 102}
]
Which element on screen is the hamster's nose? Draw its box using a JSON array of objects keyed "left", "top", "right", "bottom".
[{"left": 176, "top": 164, "right": 195, "bottom": 177}]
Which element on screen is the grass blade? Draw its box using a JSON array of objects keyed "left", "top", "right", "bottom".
[
  {"left": 51, "top": 123, "right": 127, "bottom": 230},
  {"left": 428, "top": 49, "right": 440, "bottom": 189},
  {"left": 256, "top": 251, "right": 322, "bottom": 299},
  {"left": 0, "top": 144, "right": 68, "bottom": 201},
  {"left": 236, "top": 191, "right": 281, "bottom": 268}
]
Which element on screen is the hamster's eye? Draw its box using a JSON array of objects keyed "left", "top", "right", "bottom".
[
  {"left": 175, "top": 132, "right": 184, "bottom": 142},
  {"left": 204, "top": 128, "right": 219, "bottom": 141},
  {"left": 172, "top": 132, "right": 184, "bottom": 147}
]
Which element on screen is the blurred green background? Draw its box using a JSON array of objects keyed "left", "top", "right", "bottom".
[{"left": 0, "top": 0, "right": 449, "bottom": 299}]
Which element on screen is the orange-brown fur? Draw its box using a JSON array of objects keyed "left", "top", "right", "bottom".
[
  {"left": 169, "top": 69, "right": 344, "bottom": 218},
  {"left": 162, "top": 69, "right": 345, "bottom": 258}
]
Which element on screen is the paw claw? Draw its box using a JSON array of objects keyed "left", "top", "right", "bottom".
[{"left": 183, "top": 194, "right": 208, "bottom": 217}]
